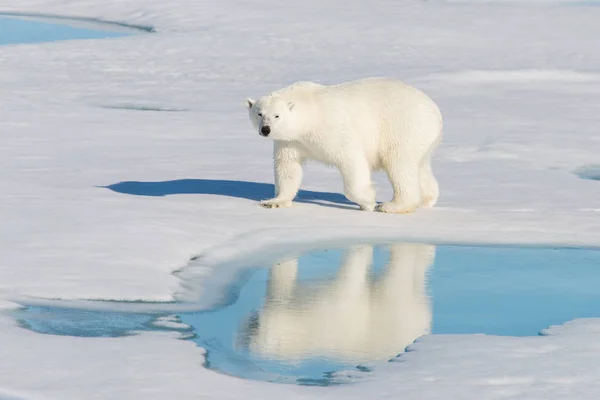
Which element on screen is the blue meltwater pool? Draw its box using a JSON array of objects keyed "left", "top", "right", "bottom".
[
  {"left": 10, "top": 242, "right": 600, "bottom": 386},
  {"left": 0, "top": 15, "right": 135, "bottom": 45}
]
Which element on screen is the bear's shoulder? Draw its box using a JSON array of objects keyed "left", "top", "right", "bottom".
[
  {"left": 290, "top": 81, "right": 325, "bottom": 90},
  {"left": 276, "top": 81, "right": 325, "bottom": 96}
]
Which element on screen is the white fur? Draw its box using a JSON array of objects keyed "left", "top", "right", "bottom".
[
  {"left": 245, "top": 78, "right": 443, "bottom": 213},
  {"left": 236, "top": 243, "right": 435, "bottom": 362}
]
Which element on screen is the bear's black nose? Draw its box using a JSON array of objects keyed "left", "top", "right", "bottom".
[{"left": 260, "top": 125, "right": 271, "bottom": 136}]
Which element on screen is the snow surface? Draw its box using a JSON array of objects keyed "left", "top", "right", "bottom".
[{"left": 1, "top": 0, "right": 600, "bottom": 398}]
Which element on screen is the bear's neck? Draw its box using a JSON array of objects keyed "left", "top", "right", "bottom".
[{"left": 294, "top": 97, "right": 323, "bottom": 140}]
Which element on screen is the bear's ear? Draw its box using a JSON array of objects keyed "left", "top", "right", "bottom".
[
  {"left": 245, "top": 98, "right": 255, "bottom": 109},
  {"left": 288, "top": 101, "right": 295, "bottom": 111}
]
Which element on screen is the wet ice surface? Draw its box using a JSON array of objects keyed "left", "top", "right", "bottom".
[
  {"left": 10, "top": 242, "right": 600, "bottom": 386},
  {"left": 574, "top": 165, "right": 600, "bottom": 181}
]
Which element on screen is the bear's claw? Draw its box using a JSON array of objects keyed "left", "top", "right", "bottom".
[
  {"left": 375, "top": 201, "right": 418, "bottom": 214},
  {"left": 259, "top": 199, "right": 292, "bottom": 209}
]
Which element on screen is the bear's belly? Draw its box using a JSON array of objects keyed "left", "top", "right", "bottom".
[
  {"left": 298, "top": 136, "right": 381, "bottom": 169},
  {"left": 295, "top": 142, "right": 339, "bottom": 166}
]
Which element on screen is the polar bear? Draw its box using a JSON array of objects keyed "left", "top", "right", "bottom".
[
  {"left": 245, "top": 78, "right": 443, "bottom": 213},
  {"left": 236, "top": 243, "right": 435, "bottom": 362}
]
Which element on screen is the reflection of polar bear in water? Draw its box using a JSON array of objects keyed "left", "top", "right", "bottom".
[{"left": 236, "top": 243, "right": 435, "bottom": 363}]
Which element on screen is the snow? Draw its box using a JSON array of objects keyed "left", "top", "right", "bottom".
[{"left": 1, "top": 0, "right": 600, "bottom": 398}]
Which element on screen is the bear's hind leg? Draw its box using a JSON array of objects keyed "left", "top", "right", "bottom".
[
  {"left": 419, "top": 152, "right": 439, "bottom": 208},
  {"left": 376, "top": 156, "right": 422, "bottom": 214}
]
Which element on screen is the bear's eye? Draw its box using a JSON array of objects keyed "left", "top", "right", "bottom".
[
  {"left": 275, "top": 115, "right": 280, "bottom": 119},
  {"left": 257, "top": 113, "right": 262, "bottom": 117}
]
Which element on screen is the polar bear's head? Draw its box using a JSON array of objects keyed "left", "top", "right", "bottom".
[{"left": 245, "top": 95, "right": 299, "bottom": 141}]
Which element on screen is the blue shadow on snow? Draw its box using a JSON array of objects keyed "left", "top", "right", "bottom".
[{"left": 102, "top": 179, "right": 353, "bottom": 206}]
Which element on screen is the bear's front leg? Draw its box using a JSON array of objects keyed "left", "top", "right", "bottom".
[
  {"left": 260, "top": 142, "right": 303, "bottom": 209},
  {"left": 339, "top": 156, "right": 376, "bottom": 212}
]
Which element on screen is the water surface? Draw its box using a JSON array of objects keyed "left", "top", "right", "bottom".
[
  {"left": 0, "top": 16, "right": 132, "bottom": 45},
  {"left": 11, "top": 242, "right": 600, "bottom": 385}
]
